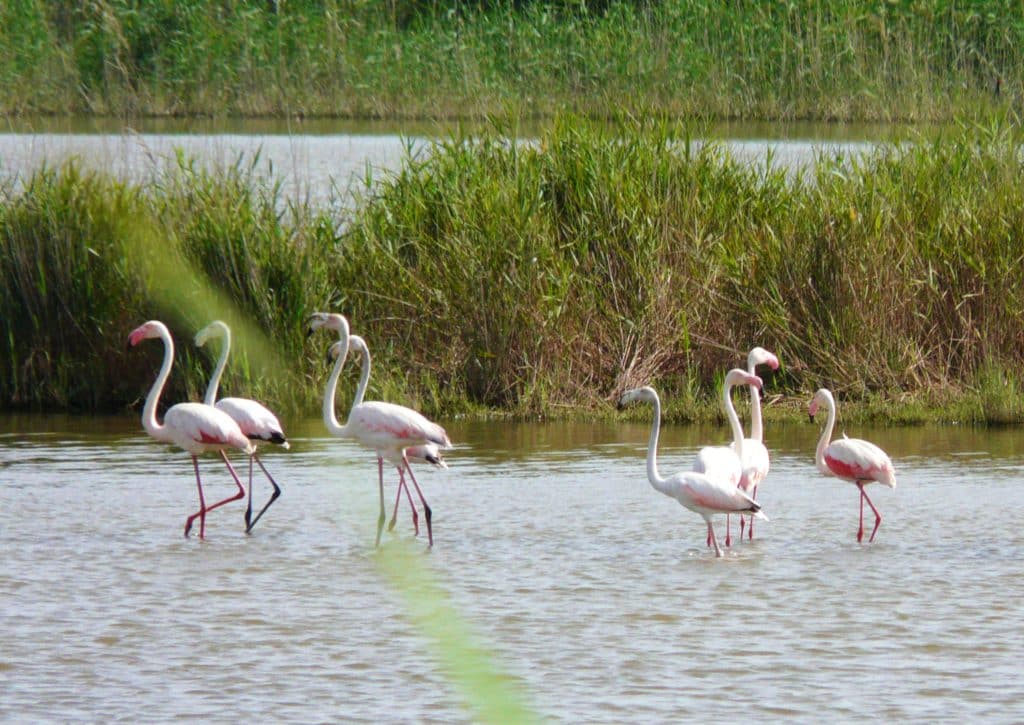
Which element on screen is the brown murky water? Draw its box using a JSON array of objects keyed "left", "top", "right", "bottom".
[{"left": 3, "top": 413, "right": 1024, "bottom": 722}]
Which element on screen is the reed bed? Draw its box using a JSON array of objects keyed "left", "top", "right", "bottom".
[
  {"left": 2, "top": 116, "right": 1023, "bottom": 422},
  {"left": 1, "top": 1, "right": 1021, "bottom": 122}
]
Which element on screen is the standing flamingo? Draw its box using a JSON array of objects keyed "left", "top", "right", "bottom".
[
  {"left": 128, "top": 320, "right": 255, "bottom": 538},
  {"left": 344, "top": 333, "right": 448, "bottom": 536},
  {"left": 692, "top": 368, "right": 764, "bottom": 546},
  {"left": 736, "top": 346, "right": 780, "bottom": 541},
  {"left": 195, "top": 320, "right": 289, "bottom": 534},
  {"left": 618, "top": 386, "right": 767, "bottom": 557},
  {"left": 309, "top": 312, "right": 452, "bottom": 547},
  {"left": 809, "top": 388, "right": 896, "bottom": 543}
]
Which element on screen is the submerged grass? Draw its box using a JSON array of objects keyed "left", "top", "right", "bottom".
[
  {"left": 2, "top": 114, "right": 1024, "bottom": 423},
  {"left": 1, "top": 1, "right": 1022, "bottom": 122}
]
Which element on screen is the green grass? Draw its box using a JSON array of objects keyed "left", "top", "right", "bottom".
[
  {"left": 2, "top": 114, "right": 1024, "bottom": 423},
  {"left": 1, "top": 1, "right": 1022, "bottom": 122}
]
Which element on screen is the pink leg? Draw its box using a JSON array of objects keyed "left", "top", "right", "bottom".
[
  {"left": 388, "top": 468, "right": 419, "bottom": 535},
  {"left": 706, "top": 520, "right": 723, "bottom": 557},
  {"left": 740, "top": 514, "right": 746, "bottom": 540},
  {"left": 185, "top": 455, "right": 207, "bottom": 538},
  {"left": 857, "top": 484, "right": 866, "bottom": 542},
  {"left": 402, "top": 459, "right": 433, "bottom": 547},
  {"left": 861, "top": 485, "right": 883, "bottom": 542},
  {"left": 203, "top": 451, "right": 246, "bottom": 515}
]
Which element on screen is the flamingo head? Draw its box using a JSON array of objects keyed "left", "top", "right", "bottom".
[
  {"left": 127, "top": 320, "right": 167, "bottom": 349},
  {"left": 808, "top": 388, "right": 834, "bottom": 423},
  {"left": 724, "top": 368, "right": 762, "bottom": 390},
  {"left": 617, "top": 386, "right": 658, "bottom": 409},
  {"left": 347, "top": 334, "right": 369, "bottom": 359},
  {"left": 194, "top": 320, "right": 229, "bottom": 348},
  {"left": 748, "top": 346, "right": 780, "bottom": 372},
  {"left": 327, "top": 340, "right": 346, "bottom": 364},
  {"left": 307, "top": 311, "right": 350, "bottom": 338}
]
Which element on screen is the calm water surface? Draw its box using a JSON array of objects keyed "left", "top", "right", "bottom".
[{"left": 2, "top": 414, "right": 1024, "bottom": 722}]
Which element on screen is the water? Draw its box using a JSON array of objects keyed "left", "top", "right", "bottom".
[
  {"left": 0, "top": 118, "right": 884, "bottom": 207},
  {"left": 3, "top": 414, "right": 1024, "bottom": 722}
]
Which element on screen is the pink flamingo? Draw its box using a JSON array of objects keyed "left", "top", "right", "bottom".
[
  {"left": 195, "top": 320, "right": 289, "bottom": 533},
  {"left": 619, "top": 386, "right": 767, "bottom": 557},
  {"left": 128, "top": 320, "right": 255, "bottom": 538},
  {"left": 344, "top": 333, "right": 447, "bottom": 536},
  {"left": 736, "top": 346, "right": 780, "bottom": 540},
  {"left": 309, "top": 312, "right": 452, "bottom": 547},
  {"left": 809, "top": 388, "right": 896, "bottom": 543},
  {"left": 692, "top": 368, "right": 764, "bottom": 546}
]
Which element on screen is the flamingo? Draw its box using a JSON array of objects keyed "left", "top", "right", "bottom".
[
  {"left": 344, "top": 333, "right": 447, "bottom": 536},
  {"left": 618, "top": 386, "right": 767, "bottom": 558},
  {"left": 809, "top": 388, "right": 896, "bottom": 543},
  {"left": 195, "top": 320, "right": 289, "bottom": 534},
  {"left": 736, "top": 346, "right": 780, "bottom": 540},
  {"left": 309, "top": 312, "right": 452, "bottom": 547},
  {"left": 128, "top": 320, "right": 255, "bottom": 538},
  {"left": 692, "top": 368, "right": 765, "bottom": 546}
]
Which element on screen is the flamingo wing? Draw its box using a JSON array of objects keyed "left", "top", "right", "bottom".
[
  {"left": 165, "top": 402, "right": 253, "bottom": 453},
  {"left": 216, "top": 397, "right": 288, "bottom": 447},
  {"left": 673, "top": 471, "right": 764, "bottom": 516},
  {"left": 348, "top": 401, "right": 451, "bottom": 450},
  {"left": 824, "top": 438, "right": 896, "bottom": 488}
]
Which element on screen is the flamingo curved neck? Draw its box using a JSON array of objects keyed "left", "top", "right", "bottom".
[
  {"left": 814, "top": 394, "right": 837, "bottom": 475},
  {"left": 351, "top": 338, "right": 371, "bottom": 408},
  {"left": 723, "top": 380, "right": 745, "bottom": 459},
  {"left": 142, "top": 327, "right": 174, "bottom": 443},
  {"left": 322, "top": 335, "right": 353, "bottom": 438},
  {"left": 642, "top": 392, "right": 672, "bottom": 497},
  {"left": 203, "top": 325, "right": 231, "bottom": 406},
  {"left": 748, "top": 361, "right": 764, "bottom": 442}
]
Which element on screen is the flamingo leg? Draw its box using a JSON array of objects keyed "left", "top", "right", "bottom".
[
  {"left": 245, "top": 454, "right": 282, "bottom": 534},
  {"left": 375, "top": 456, "right": 386, "bottom": 548},
  {"left": 857, "top": 484, "right": 866, "bottom": 542},
  {"left": 244, "top": 454, "right": 255, "bottom": 530},
  {"left": 403, "top": 459, "right": 433, "bottom": 548},
  {"left": 740, "top": 514, "right": 746, "bottom": 540},
  {"left": 201, "top": 451, "right": 247, "bottom": 517},
  {"left": 747, "top": 483, "right": 759, "bottom": 540},
  {"left": 388, "top": 470, "right": 419, "bottom": 535},
  {"left": 860, "top": 484, "right": 883, "bottom": 542},
  {"left": 185, "top": 455, "right": 207, "bottom": 538},
  {"left": 706, "top": 520, "right": 724, "bottom": 558},
  {"left": 725, "top": 514, "right": 732, "bottom": 547}
]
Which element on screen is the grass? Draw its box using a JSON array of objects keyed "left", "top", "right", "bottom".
[
  {"left": 0, "top": 1, "right": 1022, "bottom": 122},
  {"left": 2, "top": 113, "right": 1024, "bottom": 423}
]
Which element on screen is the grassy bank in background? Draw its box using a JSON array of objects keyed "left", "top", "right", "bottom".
[
  {"left": 2, "top": 115, "right": 1024, "bottom": 423},
  {"left": 0, "top": 1, "right": 1021, "bottom": 123}
]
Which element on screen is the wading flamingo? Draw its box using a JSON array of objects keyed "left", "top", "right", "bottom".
[
  {"left": 693, "top": 368, "right": 765, "bottom": 546},
  {"left": 195, "top": 320, "right": 289, "bottom": 533},
  {"left": 809, "top": 388, "right": 896, "bottom": 543},
  {"left": 736, "top": 346, "right": 780, "bottom": 540},
  {"left": 309, "top": 313, "right": 451, "bottom": 547},
  {"left": 344, "top": 333, "right": 448, "bottom": 536},
  {"left": 128, "top": 320, "right": 255, "bottom": 538},
  {"left": 618, "top": 386, "right": 767, "bottom": 557}
]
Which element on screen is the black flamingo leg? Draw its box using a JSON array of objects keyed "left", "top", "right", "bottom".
[
  {"left": 375, "top": 457, "right": 386, "bottom": 547},
  {"left": 185, "top": 455, "right": 207, "bottom": 538},
  {"left": 725, "top": 514, "right": 732, "bottom": 547},
  {"left": 244, "top": 455, "right": 255, "bottom": 531},
  {"left": 245, "top": 454, "right": 282, "bottom": 534},
  {"left": 403, "top": 460, "right": 433, "bottom": 547},
  {"left": 861, "top": 485, "right": 883, "bottom": 542}
]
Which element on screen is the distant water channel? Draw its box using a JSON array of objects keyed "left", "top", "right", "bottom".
[
  {"left": 0, "top": 117, "right": 887, "bottom": 207},
  {"left": 3, "top": 413, "right": 1024, "bottom": 722}
]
